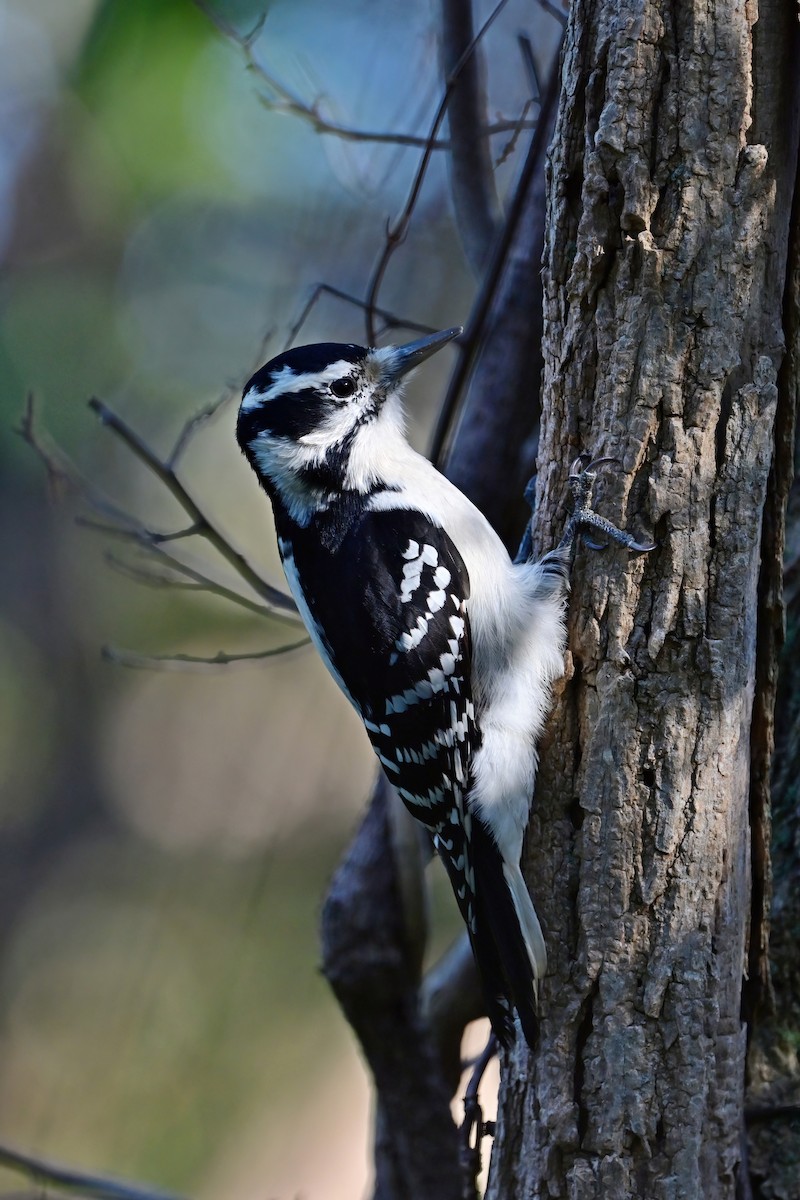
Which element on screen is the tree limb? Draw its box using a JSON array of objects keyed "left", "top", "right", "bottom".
[
  {"left": 87, "top": 398, "right": 296, "bottom": 615},
  {"left": 433, "top": 57, "right": 561, "bottom": 545},
  {"left": 320, "top": 777, "right": 469, "bottom": 1200},
  {"left": 101, "top": 639, "right": 309, "bottom": 670},
  {"left": 363, "top": 0, "right": 514, "bottom": 344},
  {"left": 191, "top": 1, "right": 531, "bottom": 152},
  {"left": 0, "top": 1140, "right": 185, "bottom": 1200},
  {"left": 438, "top": 0, "right": 504, "bottom": 276}
]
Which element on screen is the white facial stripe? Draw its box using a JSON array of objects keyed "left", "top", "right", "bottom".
[
  {"left": 241, "top": 360, "right": 359, "bottom": 412},
  {"left": 298, "top": 399, "right": 362, "bottom": 448}
]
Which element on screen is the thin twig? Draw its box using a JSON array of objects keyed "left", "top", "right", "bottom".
[
  {"left": 100, "top": 548, "right": 280, "bottom": 619},
  {"left": 517, "top": 34, "right": 542, "bottom": 101},
  {"left": 285, "top": 283, "right": 436, "bottom": 351},
  {"left": 87, "top": 397, "right": 296, "bottom": 615},
  {"left": 191, "top": 0, "right": 531, "bottom": 151},
  {"left": 168, "top": 390, "right": 235, "bottom": 470},
  {"left": 102, "top": 639, "right": 309, "bottom": 670},
  {"left": 169, "top": 327, "right": 275, "bottom": 468},
  {"left": 18, "top": 396, "right": 167, "bottom": 534},
  {"left": 0, "top": 1139, "right": 186, "bottom": 1200},
  {"left": 104, "top": 552, "right": 210, "bottom": 591},
  {"left": 20, "top": 393, "right": 298, "bottom": 629},
  {"left": 78, "top": 517, "right": 291, "bottom": 620},
  {"left": 363, "top": 0, "right": 514, "bottom": 343},
  {"left": 494, "top": 96, "right": 537, "bottom": 169}
]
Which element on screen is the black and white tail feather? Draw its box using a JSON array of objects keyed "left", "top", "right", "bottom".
[{"left": 235, "top": 328, "right": 654, "bottom": 1049}]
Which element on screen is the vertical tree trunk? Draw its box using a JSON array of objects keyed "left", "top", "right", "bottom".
[{"left": 488, "top": 0, "right": 800, "bottom": 1196}]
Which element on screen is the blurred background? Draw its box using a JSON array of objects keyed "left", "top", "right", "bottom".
[{"left": 0, "top": 1, "right": 561, "bottom": 1196}]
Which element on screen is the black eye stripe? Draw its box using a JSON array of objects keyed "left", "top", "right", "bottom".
[{"left": 236, "top": 388, "right": 327, "bottom": 445}]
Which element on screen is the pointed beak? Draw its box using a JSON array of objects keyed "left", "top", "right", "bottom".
[{"left": 381, "top": 326, "right": 462, "bottom": 381}]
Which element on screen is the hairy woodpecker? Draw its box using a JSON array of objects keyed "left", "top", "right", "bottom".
[{"left": 236, "top": 327, "right": 652, "bottom": 1048}]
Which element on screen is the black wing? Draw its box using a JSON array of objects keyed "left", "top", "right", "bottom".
[
  {"left": 285, "top": 506, "right": 517, "bottom": 1045},
  {"left": 288, "top": 509, "right": 474, "bottom": 825}
]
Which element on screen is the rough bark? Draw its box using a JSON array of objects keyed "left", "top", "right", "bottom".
[{"left": 487, "top": 0, "right": 799, "bottom": 1197}]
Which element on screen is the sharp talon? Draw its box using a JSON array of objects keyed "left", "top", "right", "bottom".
[
  {"left": 582, "top": 454, "right": 617, "bottom": 474},
  {"left": 558, "top": 452, "right": 656, "bottom": 559},
  {"left": 627, "top": 537, "right": 658, "bottom": 555}
]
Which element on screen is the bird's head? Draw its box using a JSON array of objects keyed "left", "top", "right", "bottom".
[{"left": 236, "top": 327, "right": 461, "bottom": 520}]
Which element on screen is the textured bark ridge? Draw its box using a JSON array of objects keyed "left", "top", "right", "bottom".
[{"left": 487, "top": 1, "right": 796, "bottom": 1197}]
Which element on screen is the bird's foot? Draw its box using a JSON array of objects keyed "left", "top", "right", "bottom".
[{"left": 558, "top": 454, "right": 656, "bottom": 556}]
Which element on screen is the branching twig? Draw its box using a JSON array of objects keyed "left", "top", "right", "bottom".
[
  {"left": 102, "top": 639, "right": 309, "bottom": 670},
  {"left": 0, "top": 1139, "right": 186, "bottom": 1200},
  {"left": 285, "top": 283, "right": 437, "bottom": 351},
  {"left": 494, "top": 96, "right": 537, "bottom": 170},
  {"left": 363, "top": 0, "right": 514, "bottom": 343},
  {"left": 87, "top": 397, "right": 296, "bottom": 616},
  {"left": 191, "top": 1, "right": 532, "bottom": 152},
  {"left": 168, "top": 388, "right": 235, "bottom": 470},
  {"left": 19, "top": 392, "right": 303, "bottom": 686},
  {"left": 99, "top": 545, "right": 280, "bottom": 619}
]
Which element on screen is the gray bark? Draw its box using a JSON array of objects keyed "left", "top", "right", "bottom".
[{"left": 487, "top": 1, "right": 800, "bottom": 1197}]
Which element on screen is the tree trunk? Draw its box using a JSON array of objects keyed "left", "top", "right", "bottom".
[{"left": 488, "top": 0, "right": 800, "bottom": 1196}]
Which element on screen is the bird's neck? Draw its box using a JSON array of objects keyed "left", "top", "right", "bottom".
[{"left": 257, "top": 399, "right": 421, "bottom": 527}]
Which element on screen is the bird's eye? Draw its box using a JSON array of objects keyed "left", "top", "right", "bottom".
[{"left": 330, "top": 377, "right": 356, "bottom": 399}]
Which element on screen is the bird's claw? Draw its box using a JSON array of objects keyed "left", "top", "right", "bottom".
[{"left": 560, "top": 454, "right": 656, "bottom": 556}]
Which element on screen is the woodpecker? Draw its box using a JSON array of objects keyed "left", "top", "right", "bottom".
[{"left": 236, "top": 327, "right": 652, "bottom": 1048}]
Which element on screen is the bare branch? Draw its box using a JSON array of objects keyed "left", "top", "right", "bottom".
[
  {"left": 0, "top": 1139, "right": 185, "bottom": 1200},
  {"left": 21, "top": 393, "right": 299, "bottom": 630},
  {"left": 168, "top": 390, "right": 235, "bottom": 470},
  {"left": 78, "top": 512, "right": 292, "bottom": 621},
  {"left": 192, "top": 1, "right": 530, "bottom": 152},
  {"left": 87, "top": 397, "right": 296, "bottom": 615},
  {"left": 17, "top": 395, "right": 133, "bottom": 523},
  {"left": 100, "top": 546, "right": 281, "bottom": 620},
  {"left": 430, "top": 58, "right": 561, "bottom": 473},
  {"left": 364, "top": 0, "right": 513, "bottom": 343},
  {"left": 285, "top": 283, "right": 437, "bottom": 350},
  {"left": 494, "top": 97, "right": 537, "bottom": 170},
  {"left": 321, "top": 777, "right": 469, "bottom": 1200},
  {"left": 169, "top": 327, "right": 275, "bottom": 468},
  {"left": 101, "top": 638, "right": 309, "bottom": 670},
  {"left": 517, "top": 34, "right": 542, "bottom": 101},
  {"left": 103, "top": 552, "right": 210, "bottom": 591},
  {"left": 438, "top": 0, "right": 504, "bottom": 276}
]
